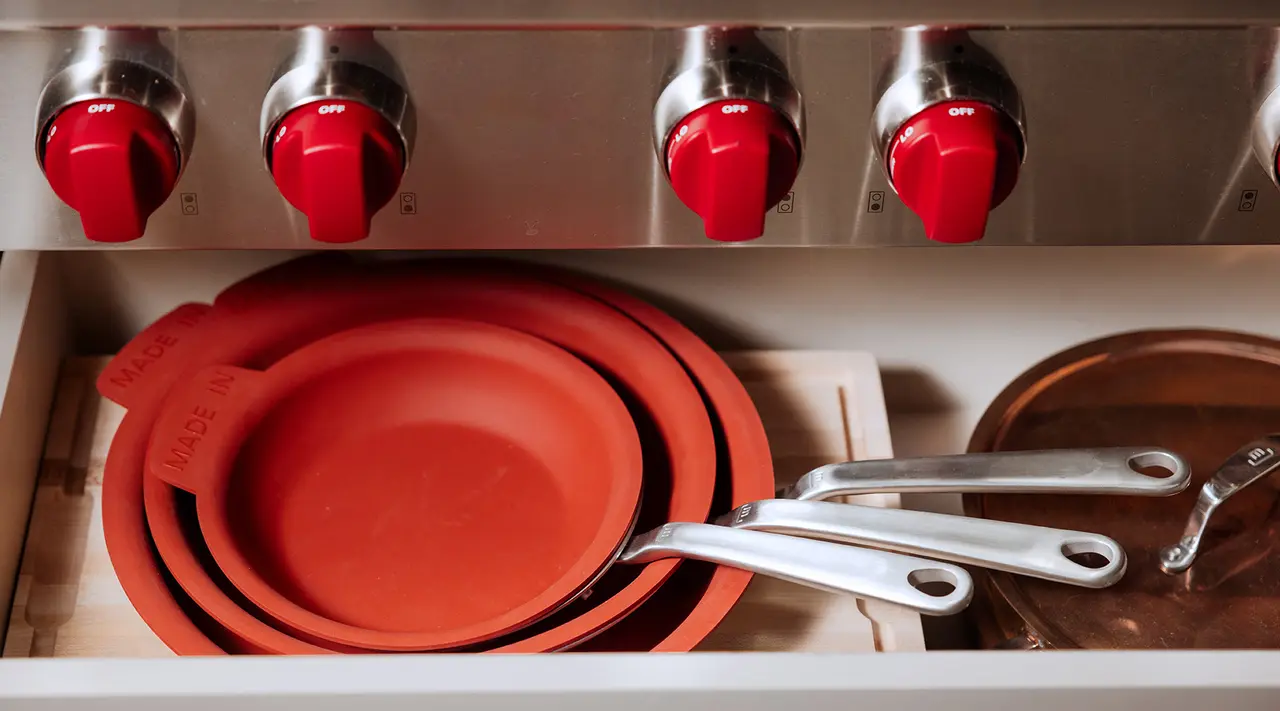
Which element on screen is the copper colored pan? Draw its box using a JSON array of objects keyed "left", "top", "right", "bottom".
[
  {"left": 102, "top": 260, "right": 719, "bottom": 654},
  {"left": 966, "top": 329, "right": 1280, "bottom": 650}
]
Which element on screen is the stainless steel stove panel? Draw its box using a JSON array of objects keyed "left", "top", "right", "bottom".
[
  {"left": 2, "top": 1, "right": 1280, "bottom": 29},
  {"left": 0, "top": 26, "right": 1278, "bottom": 249}
]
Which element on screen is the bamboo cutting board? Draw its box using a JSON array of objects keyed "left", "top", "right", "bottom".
[{"left": 3, "top": 352, "right": 924, "bottom": 657}]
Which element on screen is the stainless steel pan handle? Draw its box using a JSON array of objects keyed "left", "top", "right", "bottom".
[
  {"left": 618, "top": 522, "right": 973, "bottom": 616},
  {"left": 783, "top": 447, "right": 1190, "bottom": 500},
  {"left": 716, "top": 499, "right": 1127, "bottom": 588},
  {"left": 1159, "top": 434, "right": 1280, "bottom": 574}
]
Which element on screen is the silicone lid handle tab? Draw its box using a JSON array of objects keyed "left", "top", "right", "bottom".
[
  {"left": 96, "top": 302, "right": 214, "bottom": 410},
  {"left": 147, "top": 364, "right": 266, "bottom": 493}
]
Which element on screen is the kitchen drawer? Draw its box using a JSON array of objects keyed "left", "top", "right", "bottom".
[{"left": 0, "top": 250, "right": 1279, "bottom": 710}]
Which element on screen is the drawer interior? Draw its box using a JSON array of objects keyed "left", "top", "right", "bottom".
[
  {"left": 1, "top": 249, "right": 1280, "bottom": 707},
  {"left": 0, "top": 250, "right": 925, "bottom": 658}
]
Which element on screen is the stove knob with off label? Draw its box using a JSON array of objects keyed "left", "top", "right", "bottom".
[
  {"left": 39, "top": 100, "right": 181, "bottom": 242},
  {"left": 872, "top": 31, "right": 1026, "bottom": 244},
  {"left": 267, "top": 100, "right": 405, "bottom": 243},
  {"left": 260, "top": 29, "right": 415, "bottom": 244},
  {"left": 663, "top": 99, "right": 800, "bottom": 242},
  {"left": 652, "top": 28, "right": 804, "bottom": 243},
  {"left": 886, "top": 101, "right": 1021, "bottom": 244},
  {"left": 35, "top": 32, "right": 194, "bottom": 244}
]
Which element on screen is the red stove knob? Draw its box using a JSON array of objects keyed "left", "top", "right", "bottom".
[
  {"left": 40, "top": 100, "right": 180, "bottom": 243},
  {"left": 269, "top": 100, "right": 405, "bottom": 243},
  {"left": 665, "top": 99, "right": 800, "bottom": 242},
  {"left": 887, "top": 100, "right": 1021, "bottom": 244}
]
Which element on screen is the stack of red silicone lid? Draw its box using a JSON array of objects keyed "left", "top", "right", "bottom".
[{"left": 98, "top": 254, "right": 775, "bottom": 653}]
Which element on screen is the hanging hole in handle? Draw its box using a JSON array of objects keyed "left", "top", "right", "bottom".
[
  {"left": 1060, "top": 540, "right": 1114, "bottom": 569},
  {"left": 907, "top": 568, "right": 960, "bottom": 597},
  {"left": 1127, "top": 451, "right": 1179, "bottom": 479}
]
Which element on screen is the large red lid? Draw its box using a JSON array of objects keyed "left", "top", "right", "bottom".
[
  {"left": 269, "top": 100, "right": 404, "bottom": 243},
  {"left": 41, "top": 100, "right": 180, "bottom": 242},
  {"left": 887, "top": 100, "right": 1020, "bottom": 244},
  {"left": 665, "top": 99, "right": 799, "bottom": 242}
]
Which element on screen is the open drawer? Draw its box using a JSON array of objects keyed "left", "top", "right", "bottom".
[{"left": 0, "top": 250, "right": 1277, "bottom": 710}]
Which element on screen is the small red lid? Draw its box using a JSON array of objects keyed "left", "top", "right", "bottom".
[{"left": 269, "top": 100, "right": 404, "bottom": 243}]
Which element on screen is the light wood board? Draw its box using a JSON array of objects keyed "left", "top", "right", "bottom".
[{"left": 3, "top": 351, "right": 923, "bottom": 657}]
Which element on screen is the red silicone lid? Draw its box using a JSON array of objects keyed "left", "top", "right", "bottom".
[
  {"left": 147, "top": 318, "right": 643, "bottom": 651},
  {"left": 269, "top": 100, "right": 403, "bottom": 243},
  {"left": 41, "top": 99, "right": 181, "bottom": 242},
  {"left": 666, "top": 99, "right": 799, "bottom": 242},
  {"left": 102, "top": 406, "right": 227, "bottom": 655},
  {"left": 308, "top": 259, "right": 778, "bottom": 652},
  {"left": 97, "top": 302, "right": 213, "bottom": 410},
  {"left": 886, "top": 100, "right": 1020, "bottom": 244},
  {"left": 102, "top": 260, "right": 717, "bottom": 654},
  {"left": 459, "top": 260, "right": 776, "bottom": 652},
  {"left": 263, "top": 258, "right": 778, "bottom": 652}
]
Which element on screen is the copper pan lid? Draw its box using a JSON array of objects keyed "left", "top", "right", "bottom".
[{"left": 966, "top": 329, "right": 1280, "bottom": 649}]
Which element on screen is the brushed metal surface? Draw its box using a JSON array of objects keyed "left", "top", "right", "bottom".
[
  {"left": 783, "top": 448, "right": 1192, "bottom": 500},
  {"left": 716, "top": 499, "right": 1128, "bottom": 589},
  {"left": 1, "top": 1, "right": 1280, "bottom": 29},
  {"left": 259, "top": 28, "right": 415, "bottom": 170},
  {"left": 650, "top": 27, "right": 803, "bottom": 167},
  {"left": 618, "top": 521, "right": 974, "bottom": 616},
  {"left": 1158, "top": 434, "right": 1280, "bottom": 574},
  {"left": 33, "top": 29, "right": 194, "bottom": 175},
  {"left": 3, "top": 26, "right": 1280, "bottom": 248},
  {"left": 871, "top": 28, "right": 1026, "bottom": 176}
]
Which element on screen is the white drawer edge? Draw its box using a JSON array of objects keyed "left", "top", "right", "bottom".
[
  {"left": 0, "top": 252, "right": 66, "bottom": 632},
  {"left": 0, "top": 651, "right": 1278, "bottom": 708}
]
